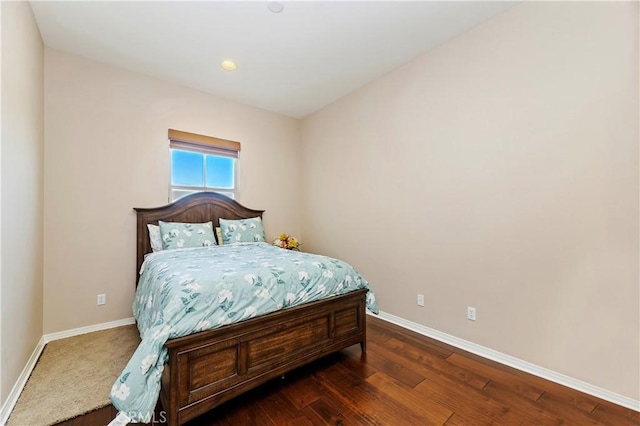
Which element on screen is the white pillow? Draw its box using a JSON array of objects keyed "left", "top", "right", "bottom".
[{"left": 147, "top": 224, "right": 163, "bottom": 252}]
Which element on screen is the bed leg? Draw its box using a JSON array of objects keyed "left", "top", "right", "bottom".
[{"left": 360, "top": 339, "right": 366, "bottom": 353}]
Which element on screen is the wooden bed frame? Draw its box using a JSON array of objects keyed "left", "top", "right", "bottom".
[{"left": 134, "top": 192, "right": 367, "bottom": 426}]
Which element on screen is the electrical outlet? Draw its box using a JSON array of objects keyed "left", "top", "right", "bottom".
[
  {"left": 417, "top": 294, "right": 425, "bottom": 307},
  {"left": 467, "top": 306, "right": 476, "bottom": 321},
  {"left": 97, "top": 294, "right": 106, "bottom": 306}
]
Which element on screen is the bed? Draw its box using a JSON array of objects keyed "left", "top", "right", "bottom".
[{"left": 118, "top": 192, "right": 375, "bottom": 426}]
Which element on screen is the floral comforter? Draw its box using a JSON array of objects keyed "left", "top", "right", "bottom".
[{"left": 110, "top": 242, "right": 378, "bottom": 420}]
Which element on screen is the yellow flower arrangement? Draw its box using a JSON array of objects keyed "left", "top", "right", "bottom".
[{"left": 273, "top": 233, "right": 300, "bottom": 250}]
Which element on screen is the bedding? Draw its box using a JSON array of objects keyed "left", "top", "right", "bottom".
[
  {"left": 219, "top": 216, "right": 266, "bottom": 244},
  {"left": 110, "top": 242, "right": 378, "bottom": 420},
  {"left": 147, "top": 225, "right": 163, "bottom": 252},
  {"left": 159, "top": 221, "right": 216, "bottom": 249}
]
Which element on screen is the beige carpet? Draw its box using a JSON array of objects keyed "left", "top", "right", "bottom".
[{"left": 7, "top": 325, "right": 140, "bottom": 426}]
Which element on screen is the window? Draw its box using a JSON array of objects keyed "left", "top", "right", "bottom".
[{"left": 168, "top": 129, "right": 240, "bottom": 201}]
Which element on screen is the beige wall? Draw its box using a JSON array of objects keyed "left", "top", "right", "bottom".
[
  {"left": 2, "top": 0, "right": 635, "bottom": 408},
  {"left": 44, "top": 49, "right": 301, "bottom": 333},
  {"left": 301, "top": 2, "right": 639, "bottom": 400},
  {"left": 0, "top": 1, "right": 44, "bottom": 406}
]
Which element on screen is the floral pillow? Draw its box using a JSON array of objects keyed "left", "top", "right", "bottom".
[
  {"left": 219, "top": 217, "right": 266, "bottom": 244},
  {"left": 147, "top": 224, "right": 164, "bottom": 252},
  {"left": 158, "top": 221, "right": 216, "bottom": 250}
]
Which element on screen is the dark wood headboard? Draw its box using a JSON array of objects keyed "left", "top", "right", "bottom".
[{"left": 133, "top": 192, "right": 264, "bottom": 283}]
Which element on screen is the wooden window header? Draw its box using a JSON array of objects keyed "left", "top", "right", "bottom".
[{"left": 168, "top": 129, "right": 241, "bottom": 158}]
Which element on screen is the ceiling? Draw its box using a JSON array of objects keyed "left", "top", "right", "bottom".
[{"left": 31, "top": 1, "right": 515, "bottom": 119}]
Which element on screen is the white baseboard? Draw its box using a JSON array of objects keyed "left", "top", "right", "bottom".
[
  {"left": 370, "top": 310, "right": 640, "bottom": 413},
  {"left": 0, "top": 337, "right": 45, "bottom": 426},
  {"left": 0, "top": 317, "right": 136, "bottom": 426},
  {"left": 43, "top": 317, "right": 135, "bottom": 343}
]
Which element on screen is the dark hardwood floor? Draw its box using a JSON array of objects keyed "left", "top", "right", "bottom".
[
  {"left": 185, "top": 316, "right": 638, "bottom": 425},
  {"left": 59, "top": 316, "right": 639, "bottom": 425}
]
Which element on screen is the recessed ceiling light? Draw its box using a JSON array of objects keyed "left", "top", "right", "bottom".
[
  {"left": 220, "top": 60, "right": 238, "bottom": 71},
  {"left": 267, "top": 1, "right": 284, "bottom": 14}
]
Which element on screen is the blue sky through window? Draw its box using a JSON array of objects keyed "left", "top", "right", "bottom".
[
  {"left": 171, "top": 150, "right": 203, "bottom": 186},
  {"left": 206, "top": 155, "right": 234, "bottom": 188},
  {"left": 171, "top": 149, "right": 234, "bottom": 189}
]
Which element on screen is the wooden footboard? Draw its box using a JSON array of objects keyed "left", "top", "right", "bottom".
[{"left": 159, "top": 288, "right": 367, "bottom": 426}]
